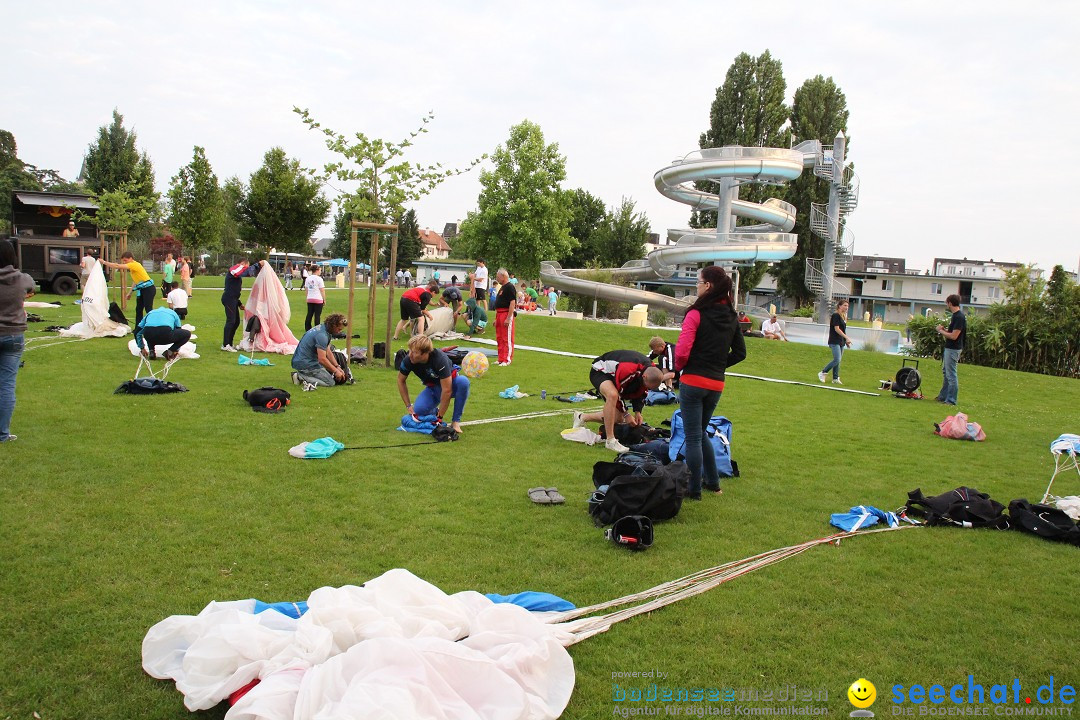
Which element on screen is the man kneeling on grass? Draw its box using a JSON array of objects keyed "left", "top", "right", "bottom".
[
  {"left": 574, "top": 349, "right": 665, "bottom": 453},
  {"left": 135, "top": 306, "right": 190, "bottom": 362},
  {"left": 396, "top": 334, "right": 469, "bottom": 435},
  {"left": 291, "top": 313, "right": 347, "bottom": 389}
]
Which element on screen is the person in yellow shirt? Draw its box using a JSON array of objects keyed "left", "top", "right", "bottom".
[{"left": 101, "top": 251, "right": 155, "bottom": 324}]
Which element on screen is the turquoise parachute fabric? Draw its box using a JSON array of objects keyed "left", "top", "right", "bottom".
[{"left": 289, "top": 437, "right": 345, "bottom": 459}]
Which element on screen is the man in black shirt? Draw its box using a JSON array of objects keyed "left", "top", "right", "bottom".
[
  {"left": 935, "top": 294, "right": 966, "bottom": 405},
  {"left": 440, "top": 285, "right": 464, "bottom": 330},
  {"left": 396, "top": 334, "right": 470, "bottom": 434}
]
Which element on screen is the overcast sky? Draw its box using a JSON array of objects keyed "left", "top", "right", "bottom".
[{"left": 6, "top": 1, "right": 1080, "bottom": 275}]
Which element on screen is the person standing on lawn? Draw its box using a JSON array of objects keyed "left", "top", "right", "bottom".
[
  {"left": 674, "top": 265, "right": 746, "bottom": 499},
  {"left": 179, "top": 256, "right": 192, "bottom": 297},
  {"left": 818, "top": 298, "right": 852, "bottom": 385},
  {"left": 100, "top": 251, "right": 155, "bottom": 325},
  {"left": 220, "top": 258, "right": 266, "bottom": 351},
  {"left": 935, "top": 293, "right": 966, "bottom": 405},
  {"left": 0, "top": 239, "right": 35, "bottom": 443},
  {"left": 304, "top": 264, "right": 326, "bottom": 331},
  {"left": 470, "top": 259, "right": 488, "bottom": 302},
  {"left": 493, "top": 268, "right": 517, "bottom": 365},
  {"left": 161, "top": 253, "right": 176, "bottom": 296}
]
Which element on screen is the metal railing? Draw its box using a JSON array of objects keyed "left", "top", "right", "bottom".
[{"left": 804, "top": 257, "right": 851, "bottom": 296}]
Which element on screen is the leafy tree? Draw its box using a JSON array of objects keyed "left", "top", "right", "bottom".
[
  {"left": 593, "top": 197, "right": 650, "bottom": 268},
  {"left": 295, "top": 107, "right": 480, "bottom": 225},
  {"left": 80, "top": 110, "right": 158, "bottom": 242},
  {"left": 81, "top": 109, "right": 152, "bottom": 193},
  {"left": 771, "top": 75, "right": 850, "bottom": 304},
  {"left": 0, "top": 130, "right": 42, "bottom": 234},
  {"left": 167, "top": 146, "right": 225, "bottom": 254},
  {"left": 219, "top": 176, "right": 245, "bottom": 252},
  {"left": 563, "top": 188, "right": 607, "bottom": 267},
  {"left": 394, "top": 209, "right": 422, "bottom": 270},
  {"left": 327, "top": 207, "right": 353, "bottom": 259},
  {"left": 693, "top": 50, "right": 791, "bottom": 231},
  {"left": 80, "top": 164, "right": 159, "bottom": 232},
  {"left": 455, "top": 120, "right": 575, "bottom": 278},
  {"left": 227, "top": 147, "right": 331, "bottom": 255}
]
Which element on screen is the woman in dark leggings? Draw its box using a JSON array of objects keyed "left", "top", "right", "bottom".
[{"left": 304, "top": 265, "right": 326, "bottom": 331}]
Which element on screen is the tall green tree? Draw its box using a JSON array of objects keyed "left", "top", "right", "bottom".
[
  {"left": 327, "top": 207, "right": 353, "bottom": 259},
  {"left": 770, "top": 75, "right": 850, "bottom": 304},
  {"left": 593, "top": 197, "right": 650, "bottom": 268},
  {"left": 694, "top": 50, "right": 790, "bottom": 226},
  {"left": 81, "top": 109, "right": 154, "bottom": 194},
  {"left": 456, "top": 120, "right": 575, "bottom": 278},
  {"left": 227, "top": 147, "right": 330, "bottom": 255},
  {"left": 394, "top": 209, "right": 423, "bottom": 270},
  {"left": 563, "top": 188, "right": 607, "bottom": 268},
  {"left": 0, "top": 130, "right": 42, "bottom": 234},
  {"left": 693, "top": 51, "right": 791, "bottom": 293},
  {"left": 80, "top": 110, "right": 158, "bottom": 241},
  {"left": 80, "top": 166, "right": 159, "bottom": 233},
  {"left": 167, "top": 146, "right": 225, "bottom": 254}
]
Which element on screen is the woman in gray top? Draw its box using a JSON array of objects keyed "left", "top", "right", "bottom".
[{"left": 0, "top": 239, "right": 36, "bottom": 442}]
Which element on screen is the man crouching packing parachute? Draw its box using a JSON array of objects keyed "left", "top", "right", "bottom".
[{"left": 396, "top": 334, "right": 469, "bottom": 435}]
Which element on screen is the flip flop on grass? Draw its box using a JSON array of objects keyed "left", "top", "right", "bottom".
[
  {"left": 545, "top": 487, "right": 566, "bottom": 504},
  {"left": 528, "top": 487, "right": 552, "bottom": 504}
]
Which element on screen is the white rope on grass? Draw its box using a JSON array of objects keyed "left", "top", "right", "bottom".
[
  {"left": 22, "top": 337, "right": 93, "bottom": 352},
  {"left": 459, "top": 406, "right": 604, "bottom": 426},
  {"left": 549, "top": 524, "right": 921, "bottom": 644},
  {"left": 464, "top": 339, "right": 880, "bottom": 396}
]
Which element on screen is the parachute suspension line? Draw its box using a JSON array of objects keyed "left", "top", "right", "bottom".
[{"left": 552, "top": 524, "right": 921, "bottom": 645}]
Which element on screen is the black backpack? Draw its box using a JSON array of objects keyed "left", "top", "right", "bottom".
[
  {"left": 605, "top": 515, "right": 654, "bottom": 551},
  {"left": 589, "top": 459, "right": 689, "bottom": 526},
  {"left": 1008, "top": 499, "right": 1080, "bottom": 545},
  {"left": 243, "top": 387, "right": 291, "bottom": 413},
  {"left": 904, "top": 487, "right": 1009, "bottom": 529}
]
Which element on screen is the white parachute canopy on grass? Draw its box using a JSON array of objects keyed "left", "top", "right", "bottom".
[
  {"left": 58, "top": 260, "right": 129, "bottom": 338},
  {"left": 237, "top": 264, "right": 299, "bottom": 354}
]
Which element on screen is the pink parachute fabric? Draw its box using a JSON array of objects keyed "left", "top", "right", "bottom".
[{"left": 240, "top": 264, "right": 298, "bottom": 354}]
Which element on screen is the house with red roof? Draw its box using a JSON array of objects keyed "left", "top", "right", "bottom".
[{"left": 418, "top": 228, "right": 451, "bottom": 260}]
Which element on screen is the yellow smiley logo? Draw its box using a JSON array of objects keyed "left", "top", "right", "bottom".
[{"left": 848, "top": 678, "right": 877, "bottom": 709}]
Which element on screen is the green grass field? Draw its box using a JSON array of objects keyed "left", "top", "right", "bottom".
[{"left": 2, "top": 276, "right": 1078, "bottom": 719}]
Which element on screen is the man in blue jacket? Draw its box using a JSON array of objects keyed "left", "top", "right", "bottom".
[{"left": 135, "top": 306, "right": 190, "bottom": 361}]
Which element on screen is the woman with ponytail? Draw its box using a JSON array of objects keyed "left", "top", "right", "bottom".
[{"left": 673, "top": 265, "right": 746, "bottom": 499}]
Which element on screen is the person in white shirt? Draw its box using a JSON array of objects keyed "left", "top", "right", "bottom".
[
  {"left": 80, "top": 251, "right": 96, "bottom": 285},
  {"left": 762, "top": 313, "right": 788, "bottom": 341},
  {"left": 470, "top": 259, "right": 488, "bottom": 302},
  {"left": 166, "top": 282, "right": 189, "bottom": 321},
  {"left": 304, "top": 265, "right": 326, "bottom": 331},
  {"left": 403, "top": 269, "right": 412, "bottom": 287}
]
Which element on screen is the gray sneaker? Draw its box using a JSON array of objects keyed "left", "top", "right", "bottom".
[
  {"left": 0, "top": 434, "right": 16, "bottom": 443},
  {"left": 832, "top": 378, "right": 843, "bottom": 386}
]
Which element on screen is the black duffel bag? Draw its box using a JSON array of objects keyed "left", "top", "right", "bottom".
[{"left": 589, "top": 459, "right": 689, "bottom": 527}]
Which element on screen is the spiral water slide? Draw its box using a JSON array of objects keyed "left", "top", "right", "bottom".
[{"left": 541, "top": 142, "right": 821, "bottom": 314}]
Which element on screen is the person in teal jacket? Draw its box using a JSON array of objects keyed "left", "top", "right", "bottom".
[{"left": 135, "top": 307, "right": 190, "bottom": 361}]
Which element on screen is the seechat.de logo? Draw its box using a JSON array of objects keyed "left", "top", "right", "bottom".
[{"left": 849, "top": 678, "right": 878, "bottom": 718}]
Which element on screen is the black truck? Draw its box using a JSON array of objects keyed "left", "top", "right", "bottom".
[{"left": 9, "top": 189, "right": 108, "bottom": 295}]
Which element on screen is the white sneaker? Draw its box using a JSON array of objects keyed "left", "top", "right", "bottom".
[
  {"left": 572, "top": 411, "right": 585, "bottom": 429},
  {"left": 605, "top": 438, "right": 630, "bottom": 453},
  {"left": 291, "top": 371, "right": 301, "bottom": 386},
  {"left": 832, "top": 378, "right": 843, "bottom": 385},
  {"left": 817, "top": 371, "right": 827, "bottom": 383},
  {"left": 221, "top": 344, "right": 237, "bottom": 352}
]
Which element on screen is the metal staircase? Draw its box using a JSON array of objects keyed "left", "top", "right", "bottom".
[{"left": 804, "top": 145, "right": 859, "bottom": 294}]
